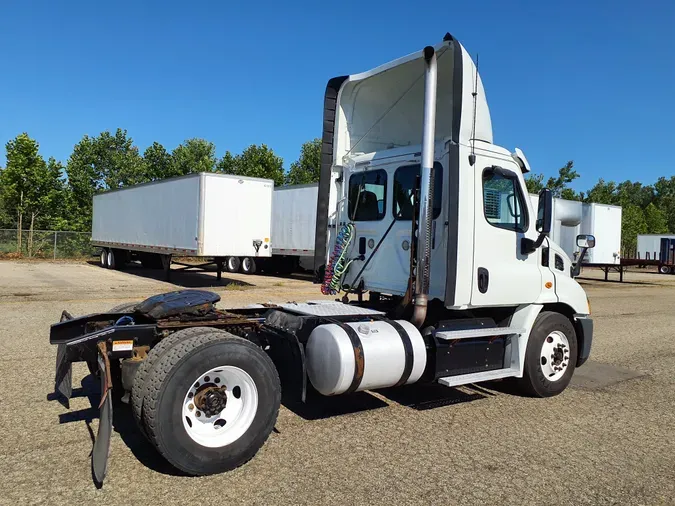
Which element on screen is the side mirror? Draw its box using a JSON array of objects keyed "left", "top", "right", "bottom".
[
  {"left": 536, "top": 188, "right": 552, "bottom": 234},
  {"left": 576, "top": 234, "right": 595, "bottom": 249}
]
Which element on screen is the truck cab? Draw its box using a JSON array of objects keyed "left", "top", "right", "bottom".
[{"left": 315, "top": 33, "right": 593, "bottom": 392}]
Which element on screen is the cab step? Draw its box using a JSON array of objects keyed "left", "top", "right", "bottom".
[
  {"left": 435, "top": 327, "right": 525, "bottom": 340},
  {"left": 437, "top": 367, "right": 520, "bottom": 388}
]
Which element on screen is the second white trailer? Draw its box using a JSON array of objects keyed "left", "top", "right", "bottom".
[{"left": 93, "top": 173, "right": 273, "bottom": 278}]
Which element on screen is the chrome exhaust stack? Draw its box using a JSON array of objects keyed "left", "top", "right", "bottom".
[{"left": 411, "top": 46, "right": 438, "bottom": 328}]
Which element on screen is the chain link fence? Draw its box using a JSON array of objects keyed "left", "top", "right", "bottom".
[{"left": 0, "top": 229, "right": 95, "bottom": 259}]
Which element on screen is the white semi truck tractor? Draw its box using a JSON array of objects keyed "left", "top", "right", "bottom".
[{"left": 50, "top": 33, "right": 594, "bottom": 485}]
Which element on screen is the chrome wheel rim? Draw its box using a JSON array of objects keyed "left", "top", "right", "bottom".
[{"left": 540, "top": 331, "right": 570, "bottom": 382}]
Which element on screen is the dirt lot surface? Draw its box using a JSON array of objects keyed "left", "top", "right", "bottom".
[{"left": 0, "top": 261, "right": 674, "bottom": 505}]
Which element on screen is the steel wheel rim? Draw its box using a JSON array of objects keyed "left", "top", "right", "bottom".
[
  {"left": 107, "top": 250, "right": 114, "bottom": 267},
  {"left": 100, "top": 250, "right": 107, "bottom": 266},
  {"left": 540, "top": 330, "right": 570, "bottom": 382},
  {"left": 227, "top": 257, "right": 237, "bottom": 271},
  {"left": 242, "top": 258, "right": 251, "bottom": 271},
  {"left": 182, "top": 365, "right": 258, "bottom": 448}
]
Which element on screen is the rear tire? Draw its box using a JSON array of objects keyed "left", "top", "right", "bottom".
[
  {"left": 517, "top": 311, "right": 577, "bottom": 397},
  {"left": 107, "top": 249, "right": 117, "bottom": 270},
  {"left": 143, "top": 333, "right": 280, "bottom": 475},
  {"left": 240, "top": 257, "right": 256, "bottom": 275},
  {"left": 100, "top": 249, "right": 108, "bottom": 268},
  {"left": 226, "top": 256, "right": 241, "bottom": 273},
  {"left": 131, "top": 327, "right": 228, "bottom": 432}
]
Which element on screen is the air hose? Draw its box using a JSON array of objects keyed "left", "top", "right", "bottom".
[{"left": 321, "top": 223, "right": 355, "bottom": 295}]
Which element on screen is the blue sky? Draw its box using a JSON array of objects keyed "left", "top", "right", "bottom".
[{"left": 1, "top": 0, "right": 673, "bottom": 191}]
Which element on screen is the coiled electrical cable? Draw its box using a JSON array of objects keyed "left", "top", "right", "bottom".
[{"left": 321, "top": 223, "right": 355, "bottom": 295}]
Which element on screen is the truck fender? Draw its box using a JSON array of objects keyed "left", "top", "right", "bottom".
[{"left": 508, "top": 304, "right": 544, "bottom": 378}]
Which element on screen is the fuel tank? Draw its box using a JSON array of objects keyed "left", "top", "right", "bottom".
[{"left": 305, "top": 319, "right": 427, "bottom": 396}]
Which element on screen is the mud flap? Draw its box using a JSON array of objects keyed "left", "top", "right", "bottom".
[
  {"left": 92, "top": 352, "right": 113, "bottom": 487},
  {"left": 54, "top": 344, "right": 73, "bottom": 407}
]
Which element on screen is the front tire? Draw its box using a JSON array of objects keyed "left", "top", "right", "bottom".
[
  {"left": 142, "top": 333, "right": 280, "bottom": 475},
  {"left": 517, "top": 311, "right": 577, "bottom": 397}
]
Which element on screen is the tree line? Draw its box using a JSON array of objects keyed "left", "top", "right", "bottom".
[
  {"left": 526, "top": 161, "right": 674, "bottom": 253},
  {"left": 0, "top": 131, "right": 321, "bottom": 238},
  {"left": 1, "top": 130, "right": 673, "bottom": 257}
]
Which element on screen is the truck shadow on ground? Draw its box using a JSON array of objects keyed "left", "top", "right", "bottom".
[
  {"left": 86, "top": 260, "right": 255, "bottom": 289},
  {"left": 283, "top": 382, "right": 492, "bottom": 420},
  {"left": 53, "top": 375, "right": 503, "bottom": 478}
]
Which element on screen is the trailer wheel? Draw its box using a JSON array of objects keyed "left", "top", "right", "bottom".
[
  {"left": 240, "top": 257, "right": 256, "bottom": 274},
  {"left": 517, "top": 311, "right": 577, "bottom": 397},
  {"left": 226, "top": 256, "right": 241, "bottom": 273},
  {"left": 131, "top": 327, "right": 227, "bottom": 432},
  {"left": 143, "top": 332, "right": 280, "bottom": 475},
  {"left": 659, "top": 265, "right": 670, "bottom": 274},
  {"left": 106, "top": 249, "right": 117, "bottom": 270},
  {"left": 100, "top": 249, "right": 108, "bottom": 268}
]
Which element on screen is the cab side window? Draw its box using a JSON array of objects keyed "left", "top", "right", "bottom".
[
  {"left": 348, "top": 169, "right": 387, "bottom": 221},
  {"left": 482, "top": 167, "right": 528, "bottom": 232},
  {"left": 392, "top": 162, "right": 443, "bottom": 220}
]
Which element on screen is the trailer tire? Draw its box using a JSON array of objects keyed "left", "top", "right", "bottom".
[
  {"left": 658, "top": 265, "right": 670, "bottom": 275},
  {"left": 143, "top": 332, "right": 280, "bottom": 475},
  {"left": 240, "top": 257, "right": 256, "bottom": 274},
  {"left": 517, "top": 311, "right": 577, "bottom": 398},
  {"left": 100, "top": 249, "right": 108, "bottom": 268},
  {"left": 106, "top": 249, "right": 117, "bottom": 270},
  {"left": 131, "top": 327, "right": 226, "bottom": 433},
  {"left": 226, "top": 256, "right": 241, "bottom": 273}
]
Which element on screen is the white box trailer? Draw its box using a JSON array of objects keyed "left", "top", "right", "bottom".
[
  {"left": 271, "top": 184, "right": 318, "bottom": 258},
  {"left": 528, "top": 195, "right": 622, "bottom": 265},
  {"left": 92, "top": 173, "right": 273, "bottom": 278},
  {"left": 267, "top": 184, "right": 318, "bottom": 272},
  {"left": 637, "top": 234, "right": 675, "bottom": 260}
]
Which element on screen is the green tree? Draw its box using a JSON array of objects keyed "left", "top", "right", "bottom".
[
  {"left": 643, "top": 202, "right": 668, "bottom": 234},
  {"left": 142, "top": 142, "right": 173, "bottom": 181},
  {"left": 66, "top": 129, "right": 143, "bottom": 230},
  {"left": 171, "top": 138, "right": 216, "bottom": 175},
  {"left": 621, "top": 204, "right": 648, "bottom": 255},
  {"left": 654, "top": 176, "right": 675, "bottom": 233},
  {"left": 525, "top": 161, "right": 579, "bottom": 199},
  {"left": 584, "top": 179, "right": 617, "bottom": 204},
  {"left": 216, "top": 144, "right": 284, "bottom": 186},
  {"left": 284, "top": 138, "right": 321, "bottom": 185},
  {"left": 525, "top": 173, "right": 544, "bottom": 194},
  {"left": 0, "top": 134, "right": 65, "bottom": 253}
]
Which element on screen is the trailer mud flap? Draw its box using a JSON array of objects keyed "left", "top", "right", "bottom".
[
  {"left": 54, "top": 311, "right": 76, "bottom": 407},
  {"left": 92, "top": 351, "right": 113, "bottom": 487},
  {"left": 54, "top": 344, "right": 73, "bottom": 406}
]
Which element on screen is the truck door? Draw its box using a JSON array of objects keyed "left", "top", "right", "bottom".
[{"left": 471, "top": 160, "right": 543, "bottom": 306}]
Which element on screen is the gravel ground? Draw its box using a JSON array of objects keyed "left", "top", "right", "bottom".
[{"left": 0, "top": 261, "right": 674, "bottom": 505}]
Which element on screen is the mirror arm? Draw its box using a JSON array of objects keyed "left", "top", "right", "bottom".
[
  {"left": 571, "top": 247, "right": 589, "bottom": 277},
  {"left": 521, "top": 232, "right": 547, "bottom": 255}
]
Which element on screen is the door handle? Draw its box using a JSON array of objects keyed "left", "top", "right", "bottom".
[{"left": 477, "top": 267, "right": 489, "bottom": 293}]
